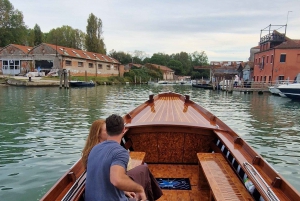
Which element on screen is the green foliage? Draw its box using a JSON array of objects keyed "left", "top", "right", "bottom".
[
  {"left": 108, "top": 49, "right": 132, "bottom": 64},
  {"left": 45, "top": 25, "right": 86, "bottom": 50},
  {"left": 33, "top": 24, "right": 42, "bottom": 45},
  {"left": 124, "top": 67, "right": 162, "bottom": 83},
  {"left": 0, "top": 0, "right": 27, "bottom": 47},
  {"left": 85, "top": 13, "right": 106, "bottom": 54},
  {"left": 150, "top": 53, "right": 170, "bottom": 66},
  {"left": 167, "top": 59, "right": 183, "bottom": 75},
  {"left": 191, "top": 69, "right": 210, "bottom": 79}
]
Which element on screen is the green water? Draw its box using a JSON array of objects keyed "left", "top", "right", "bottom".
[{"left": 0, "top": 85, "right": 299, "bottom": 201}]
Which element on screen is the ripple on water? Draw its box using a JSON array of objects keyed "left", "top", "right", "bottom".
[{"left": 0, "top": 86, "right": 299, "bottom": 201}]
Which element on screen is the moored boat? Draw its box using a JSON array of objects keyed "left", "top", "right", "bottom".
[
  {"left": 69, "top": 80, "right": 95, "bottom": 87},
  {"left": 277, "top": 83, "right": 300, "bottom": 100},
  {"left": 268, "top": 85, "right": 281, "bottom": 96},
  {"left": 192, "top": 83, "right": 213, "bottom": 89},
  {"left": 40, "top": 92, "right": 300, "bottom": 201}
]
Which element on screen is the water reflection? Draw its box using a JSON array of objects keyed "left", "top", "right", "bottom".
[{"left": 0, "top": 85, "right": 299, "bottom": 200}]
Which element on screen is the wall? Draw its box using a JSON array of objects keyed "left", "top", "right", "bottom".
[{"left": 254, "top": 48, "right": 300, "bottom": 83}]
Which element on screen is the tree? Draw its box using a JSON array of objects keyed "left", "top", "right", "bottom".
[
  {"left": 0, "top": 0, "right": 27, "bottom": 47},
  {"left": 171, "top": 52, "right": 191, "bottom": 75},
  {"left": 33, "top": 24, "right": 42, "bottom": 45},
  {"left": 108, "top": 49, "right": 132, "bottom": 64},
  {"left": 150, "top": 53, "right": 170, "bottom": 66},
  {"left": 190, "top": 51, "right": 209, "bottom": 78},
  {"left": 85, "top": 13, "right": 106, "bottom": 54},
  {"left": 167, "top": 59, "right": 183, "bottom": 75},
  {"left": 45, "top": 26, "right": 86, "bottom": 50},
  {"left": 190, "top": 51, "right": 209, "bottom": 67}
]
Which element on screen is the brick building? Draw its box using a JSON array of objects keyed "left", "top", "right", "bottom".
[
  {"left": 253, "top": 27, "right": 300, "bottom": 83},
  {"left": 0, "top": 43, "right": 121, "bottom": 77}
]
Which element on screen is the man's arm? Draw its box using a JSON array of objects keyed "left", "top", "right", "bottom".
[{"left": 110, "top": 165, "right": 144, "bottom": 193}]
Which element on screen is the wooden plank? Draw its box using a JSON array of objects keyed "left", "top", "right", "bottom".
[
  {"left": 197, "top": 153, "right": 254, "bottom": 201},
  {"left": 127, "top": 151, "right": 146, "bottom": 171}
]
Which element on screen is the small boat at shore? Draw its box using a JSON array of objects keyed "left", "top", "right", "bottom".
[
  {"left": 40, "top": 92, "right": 300, "bottom": 201},
  {"left": 277, "top": 83, "right": 300, "bottom": 100},
  {"left": 69, "top": 80, "right": 95, "bottom": 87},
  {"left": 192, "top": 83, "right": 214, "bottom": 90}
]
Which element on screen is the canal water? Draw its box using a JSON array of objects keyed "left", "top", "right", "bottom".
[{"left": 0, "top": 84, "right": 299, "bottom": 201}]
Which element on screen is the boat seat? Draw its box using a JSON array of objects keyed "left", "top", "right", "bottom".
[{"left": 197, "top": 153, "right": 254, "bottom": 201}]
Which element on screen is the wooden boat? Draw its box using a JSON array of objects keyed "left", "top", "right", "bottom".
[
  {"left": 192, "top": 83, "right": 214, "bottom": 90},
  {"left": 69, "top": 80, "right": 95, "bottom": 87},
  {"left": 40, "top": 92, "right": 300, "bottom": 201}
]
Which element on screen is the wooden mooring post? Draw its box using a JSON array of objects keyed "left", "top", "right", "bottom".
[{"left": 59, "top": 69, "right": 69, "bottom": 89}]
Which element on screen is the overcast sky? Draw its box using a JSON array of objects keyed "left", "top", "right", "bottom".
[{"left": 9, "top": 0, "right": 300, "bottom": 62}]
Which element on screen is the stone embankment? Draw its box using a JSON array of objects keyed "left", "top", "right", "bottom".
[{"left": 1, "top": 75, "right": 60, "bottom": 87}]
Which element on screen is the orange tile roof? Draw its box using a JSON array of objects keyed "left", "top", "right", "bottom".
[
  {"left": 148, "top": 63, "right": 174, "bottom": 72},
  {"left": 274, "top": 39, "right": 300, "bottom": 49},
  {"left": 30, "top": 43, "right": 120, "bottom": 64},
  {"left": 2, "top": 44, "right": 32, "bottom": 53}
]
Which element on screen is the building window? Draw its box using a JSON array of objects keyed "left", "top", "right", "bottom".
[
  {"left": 266, "top": 56, "right": 269, "bottom": 63},
  {"left": 269, "top": 76, "right": 272, "bottom": 83},
  {"left": 279, "top": 76, "right": 284, "bottom": 81},
  {"left": 263, "top": 76, "right": 266, "bottom": 82},
  {"left": 106, "top": 65, "right": 110, "bottom": 70},
  {"left": 280, "top": 54, "right": 286, "bottom": 62},
  {"left": 255, "top": 58, "right": 257, "bottom": 64},
  {"left": 98, "top": 64, "right": 102, "bottom": 69},
  {"left": 271, "top": 55, "right": 273, "bottom": 63},
  {"left": 65, "top": 60, "right": 72, "bottom": 66},
  {"left": 297, "top": 54, "right": 300, "bottom": 63},
  {"left": 114, "top": 65, "right": 117, "bottom": 70},
  {"left": 89, "top": 63, "right": 93, "bottom": 68},
  {"left": 78, "top": 62, "right": 83, "bottom": 67},
  {"left": 258, "top": 58, "right": 261, "bottom": 64}
]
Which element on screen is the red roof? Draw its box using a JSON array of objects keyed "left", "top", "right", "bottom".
[
  {"left": 274, "top": 38, "right": 300, "bottom": 49},
  {"left": 147, "top": 63, "right": 174, "bottom": 72},
  {"left": 30, "top": 43, "right": 120, "bottom": 64},
  {"left": 1, "top": 44, "right": 32, "bottom": 54}
]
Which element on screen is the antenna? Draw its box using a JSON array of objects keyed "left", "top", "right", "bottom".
[{"left": 286, "top": 11, "right": 292, "bottom": 35}]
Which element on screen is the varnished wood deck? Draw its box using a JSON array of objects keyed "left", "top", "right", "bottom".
[
  {"left": 148, "top": 164, "right": 210, "bottom": 201},
  {"left": 127, "top": 95, "right": 217, "bottom": 129}
]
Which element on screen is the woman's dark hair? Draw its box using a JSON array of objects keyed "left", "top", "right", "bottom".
[{"left": 106, "top": 114, "right": 124, "bottom": 136}]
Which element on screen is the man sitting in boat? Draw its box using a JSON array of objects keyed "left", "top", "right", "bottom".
[{"left": 84, "top": 115, "right": 162, "bottom": 201}]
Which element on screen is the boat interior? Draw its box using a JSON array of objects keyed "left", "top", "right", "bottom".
[{"left": 41, "top": 93, "right": 300, "bottom": 201}]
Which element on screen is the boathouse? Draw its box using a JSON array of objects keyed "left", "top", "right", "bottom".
[
  {"left": 0, "top": 44, "right": 32, "bottom": 75},
  {"left": 0, "top": 43, "right": 121, "bottom": 77},
  {"left": 253, "top": 25, "right": 300, "bottom": 83}
]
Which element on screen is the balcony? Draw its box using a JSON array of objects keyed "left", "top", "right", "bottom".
[{"left": 260, "top": 32, "right": 285, "bottom": 44}]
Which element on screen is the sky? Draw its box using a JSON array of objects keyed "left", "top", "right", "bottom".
[{"left": 9, "top": 0, "right": 300, "bottom": 62}]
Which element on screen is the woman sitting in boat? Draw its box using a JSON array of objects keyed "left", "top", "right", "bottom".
[{"left": 82, "top": 116, "right": 162, "bottom": 201}]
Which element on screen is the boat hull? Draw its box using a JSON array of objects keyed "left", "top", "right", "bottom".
[
  {"left": 192, "top": 83, "right": 213, "bottom": 89},
  {"left": 277, "top": 83, "right": 300, "bottom": 100},
  {"left": 69, "top": 81, "right": 95, "bottom": 87}
]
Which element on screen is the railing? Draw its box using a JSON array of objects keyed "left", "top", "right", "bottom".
[
  {"left": 196, "top": 78, "right": 294, "bottom": 91},
  {"left": 243, "top": 162, "right": 280, "bottom": 201}
]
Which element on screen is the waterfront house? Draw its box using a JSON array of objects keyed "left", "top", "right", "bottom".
[
  {"left": 144, "top": 63, "right": 174, "bottom": 80},
  {"left": 253, "top": 26, "right": 300, "bottom": 84},
  {"left": 242, "top": 62, "right": 254, "bottom": 82},
  {"left": 28, "top": 43, "right": 121, "bottom": 77},
  {"left": 0, "top": 44, "right": 33, "bottom": 75},
  {"left": 194, "top": 61, "right": 243, "bottom": 81},
  {"left": 0, "top": 43, "right": 121, "bottom": 77}
]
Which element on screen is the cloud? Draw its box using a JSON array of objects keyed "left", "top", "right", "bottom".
[{"left": 9, "top": 0, "right": 300, "bottom": 61}]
